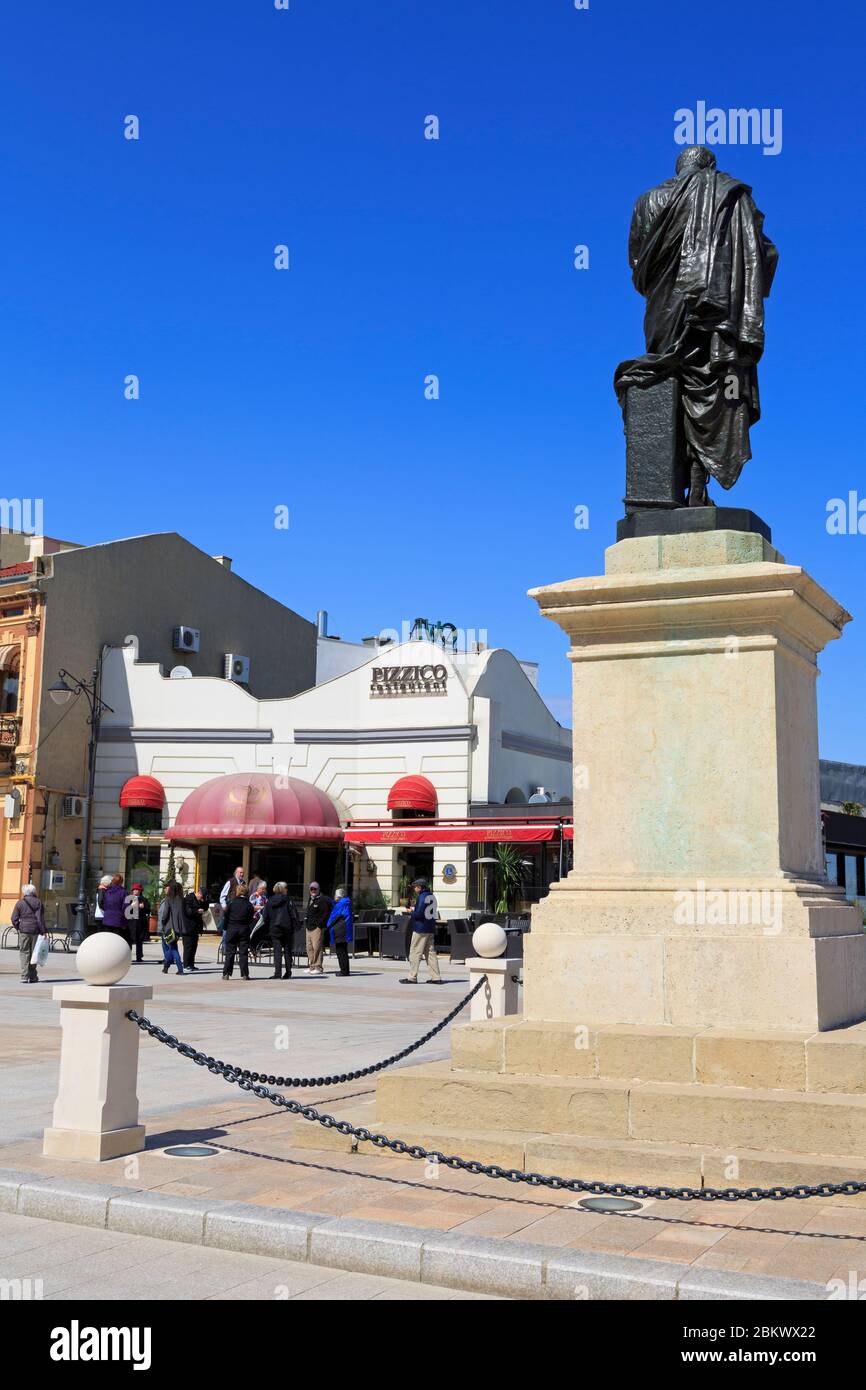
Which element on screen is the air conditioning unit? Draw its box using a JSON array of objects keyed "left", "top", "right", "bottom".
[
  {"left": 224, "top": 653, "right": 250, "bottom": 684},
  {"left": 61, "top": 795, "right": 85, "bottom": 819},
  {"left": 172, "top": 625, "right": 201, "bottom": 653}
]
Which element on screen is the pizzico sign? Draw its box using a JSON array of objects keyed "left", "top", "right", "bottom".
[{"left": 370, "top": 664, "right": 448, "bottom": 698}]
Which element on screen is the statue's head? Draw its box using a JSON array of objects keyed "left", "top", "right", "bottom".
[{"left": 675, "top": 145, "right": 717, "bottom": 177}]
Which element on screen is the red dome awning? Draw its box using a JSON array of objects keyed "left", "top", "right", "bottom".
[
  {"left": 119, "top": 775, "right": 165, "bottom": 811},
  {"left": 387, "top": 775, "right": 437, "bottom": 813},
  {"left": 165, "top": 772, "right": 342, "bottom": 843}
]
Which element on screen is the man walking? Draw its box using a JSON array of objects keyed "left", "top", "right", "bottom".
[
  {"left": 12, "top": 883, "right": 46, "bottom": 983},
  {"left": 304, "top": 880, "right": 331, "bottom": 975},
  {"left": 400, "top": 878, "right": 441, "bottom": 984}
]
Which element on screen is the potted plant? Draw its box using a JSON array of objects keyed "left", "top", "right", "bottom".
[
  {"left": 493, "top": 843, "right": 524, "bottom": 914},
  {"left": 398, "top": 873, "right": 412, "bottom": 907}
]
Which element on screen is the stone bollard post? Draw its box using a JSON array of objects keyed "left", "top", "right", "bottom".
[
  {"left": 468, "top": 922, "right": 521, "bottom": 1023},
  {"left": 43, "top": 933, "right": 152, "bottom": 1162}
]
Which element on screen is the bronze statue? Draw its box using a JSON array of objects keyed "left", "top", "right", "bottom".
[{"left": 615, "top": 145, "right": 778, "bottom": 511}]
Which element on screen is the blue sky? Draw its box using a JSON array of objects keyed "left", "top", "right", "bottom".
[{"left": 3, "top": 1, "right": 865, "bottom": 756}]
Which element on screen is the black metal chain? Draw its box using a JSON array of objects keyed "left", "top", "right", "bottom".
[
  {"left": 127, "top": 987, "right": 866, "bottom": 1202},
  {"left": 126, "top": 976, "right": 484, "bottom": 1088}
]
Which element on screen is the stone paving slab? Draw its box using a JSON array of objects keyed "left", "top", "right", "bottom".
[{"left": 0, "top": 1212, "right": 495, "bottom": 1301}]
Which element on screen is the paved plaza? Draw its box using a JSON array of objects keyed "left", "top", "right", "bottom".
[{"left": 2, "top": 937, "right": 866, "bottom": 1298}]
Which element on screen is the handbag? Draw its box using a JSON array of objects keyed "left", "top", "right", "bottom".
[
  {"left": 159, "top": 901, "right": 176, "bottom": 945},
  {"left": 34, "top": 934, "right": 50, "bottom": 967}
]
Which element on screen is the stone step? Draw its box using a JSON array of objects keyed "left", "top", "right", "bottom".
[
  {"left": 451, "top": 1017, "right": 866, "bottom": 1093},
  {"left": 376, "top": 1061, "right": 866, "bottom": 1157},
  {"left": 292, "top": 1102, "right": 866, "bottom": 1208}
]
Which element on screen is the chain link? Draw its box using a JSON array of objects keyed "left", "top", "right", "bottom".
[{"left": 126, "top": 988, "right": 866, "bottom": 1203}]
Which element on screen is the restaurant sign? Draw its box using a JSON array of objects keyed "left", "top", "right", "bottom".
[{"left": 370, "top": 664, "right": 448, "bottom": 698}]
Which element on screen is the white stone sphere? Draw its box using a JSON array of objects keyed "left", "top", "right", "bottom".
[
  {"left": 76, "top": 932, "right": 132, "bottom": 985},
  {"left": 472, "top": 922, "right": 508, "bottom": 958}
]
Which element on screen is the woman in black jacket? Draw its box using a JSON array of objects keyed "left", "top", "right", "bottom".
[
  {"left": 223, "top": 885, "right": 254, "bottom": 980},
  {"left": 181, "top": 887, "right": 207, "bottom": 971},
  {"left": 261, "top": 881, "right": 299, "bottom": 980}
]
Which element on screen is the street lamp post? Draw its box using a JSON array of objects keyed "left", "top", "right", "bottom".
[{"left": 48, "top": 666, "right": 113, "bottom": 946}]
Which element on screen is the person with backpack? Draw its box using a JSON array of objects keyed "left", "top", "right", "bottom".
[
  {"left": 326, "top": 888, "right": 353, "bottom": 976},
  {"left": 12, "top": 883, "right": 47, "bottom": 983},
  {"left": 400, "top": 877, "right": 441, "bottom": 984},
  {"left": 157, "top": 882, "right": 185, "bottom": 975},
  {"left": 261, "top": 881, "right": 299, "bottom": 979}
]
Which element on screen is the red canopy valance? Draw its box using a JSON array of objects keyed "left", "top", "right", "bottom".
[{"left": 346, "top": 820, "right": 572, "bottom": 846}]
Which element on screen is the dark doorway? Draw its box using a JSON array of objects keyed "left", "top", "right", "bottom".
[
  {"left": 203, "top": 844, "right": 245, "bottom": 902},
  {"left": 398, "top": 848, "right": 434, "bottom": 893},
  {"left": 249, "top": 847, "right": 305, "bottom": 902},
  {"left": 314, "top": 847, "right": 339, "bottom": 896}
]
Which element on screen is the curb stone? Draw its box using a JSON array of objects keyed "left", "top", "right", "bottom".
[{"left": 0, "top": 1167, "right": 830, "bottom": 1300}]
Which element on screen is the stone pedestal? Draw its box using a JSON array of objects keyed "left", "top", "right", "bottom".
[
  {"left": 43, "top": 983, "right": 153, "bottom": 1161},
  {"left": 368, "top": 532, "right": 866, "bottom": 1199},
  {"left": 523, "top": 530, "right": 866, "bottom": 1033},
  {"left": 468, "top": 957, "right": 521, "bottom": 1022}
]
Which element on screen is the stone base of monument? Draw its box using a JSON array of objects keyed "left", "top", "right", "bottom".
[
  {"left": 368, "top": 1018, "right": 866, "bottom": 1206},
  {"left": 363, "top": 531, "right": 866, "bottom": 1203}
]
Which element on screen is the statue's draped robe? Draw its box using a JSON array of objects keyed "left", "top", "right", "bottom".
[{"left": 614, "top": 168, "right": 778, "bottom": 489}]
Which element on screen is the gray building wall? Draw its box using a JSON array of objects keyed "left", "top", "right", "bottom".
[{"left": 36, "top": 532, "right": 316, "bottom": 793}]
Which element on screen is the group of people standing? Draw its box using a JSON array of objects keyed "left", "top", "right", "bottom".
[
  {"left": 91, "top": 873, "right": 207, "bottom": 975},
  {"left": 11, "top": 866, "right": 442, "bottom": 987},
  {"left": 217, "top": 868, "right": 351, "bottom": 981}
]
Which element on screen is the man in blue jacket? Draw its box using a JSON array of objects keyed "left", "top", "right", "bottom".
[{"left": 400, "top": 878, "right": 441, "bottom": 984}]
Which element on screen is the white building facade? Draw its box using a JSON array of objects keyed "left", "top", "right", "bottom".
[{"left": 92, "top": 636, "right": 572, "bottom": 917}]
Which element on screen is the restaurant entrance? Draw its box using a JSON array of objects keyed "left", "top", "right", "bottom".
[
  {"left": 398, "top": 847, "right": 434, "bottom": 897},
  {"left": 249, "top": 847, "right": 305, "bottom": 901},
  {"left": 202, "top": 844, "right": 245, "bottom": 902}
]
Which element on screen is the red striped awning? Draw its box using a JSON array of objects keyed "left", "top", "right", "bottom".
[
  {"left": 165, "top": 772, "right": 342, "bottom": 843},
  {"left": 119, "top": 775, "right": 165, "bottom": 811},
  {"left": 387, "top": 775, "right": 437, "bottom": 813}
]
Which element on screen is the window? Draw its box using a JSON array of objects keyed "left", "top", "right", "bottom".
[
  {"left": 1, "top": 650, "right": 20, "bottom": 714},
  {"left": 126, "top": 807, "right": 162, "bottom": 832}
]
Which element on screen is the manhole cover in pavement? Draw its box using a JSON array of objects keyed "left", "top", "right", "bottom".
[
  {"left": 161, "top": 1145, "right": 222, "bottom": 1159},
  {"left": 575, "top": 1196, "right": 644, "bottom": 1213}
]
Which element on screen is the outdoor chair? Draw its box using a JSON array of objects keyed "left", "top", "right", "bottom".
[
  {"left": 447, "top": 919, "right": 474, "bottom": 961},
  {"left": 379, "top": 917, "right": 413, "bottom": 960}
]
